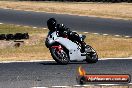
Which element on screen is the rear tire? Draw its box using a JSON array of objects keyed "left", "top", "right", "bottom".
[
  {"left": 85, "top": 45, "right": 98, "bottom": 63},
  {"left": 50, "top": 45, "right": 70, "bottom": 65}
]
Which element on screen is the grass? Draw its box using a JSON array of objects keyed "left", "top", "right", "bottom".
[
  {"left": 0, "top": 24, "right": 46, "bottom": 34},
  {"left": 0, "top": 1, "right": 132, "bottom": 20},
  {"left": 0, "top": 24, "right": 131, "bottom": 61},
  {"left": 84, "top": 33, "right": 132, "bottom": 58},
  {"left": 0, "top": 24, "right": 52, "bottom": 61}
]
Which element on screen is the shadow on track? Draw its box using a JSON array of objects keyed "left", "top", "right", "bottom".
[
  {"left": 39, "top": 61, "right": 89, "bottom": 65},
  {"left": 39, "top": 59, "right": 132, "bottom": 65},
  {"left": 0, "top": 59, "right": 132, "bottom": 65}
]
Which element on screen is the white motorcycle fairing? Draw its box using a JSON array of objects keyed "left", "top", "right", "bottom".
[{"left": 47, "top": 31, "right": 86, "bottom": 61}]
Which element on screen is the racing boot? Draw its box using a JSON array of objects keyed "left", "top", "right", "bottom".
[{"left": 80, "top": 41, "right": 87, "bottom": 53}]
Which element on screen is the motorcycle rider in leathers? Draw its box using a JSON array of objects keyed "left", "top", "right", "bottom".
[{"left": 46, "top": 18, "right": 86, "bottom": 53}]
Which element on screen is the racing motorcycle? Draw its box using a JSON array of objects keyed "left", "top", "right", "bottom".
[{"left": 45, "top": 30, "right": 98, "bottom": 64}]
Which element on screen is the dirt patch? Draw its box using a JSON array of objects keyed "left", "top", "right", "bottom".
[{"left": 0, "top": 40, "right": 24, "bottom": 48}]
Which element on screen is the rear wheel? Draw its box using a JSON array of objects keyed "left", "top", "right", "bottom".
[
  {"left": 50, "top": 45, "right": 70, "bottom": 65},
  {"left": 85, "top": 45, "right": 98, "bottom": 63}
]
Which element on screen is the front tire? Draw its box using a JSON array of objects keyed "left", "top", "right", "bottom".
[
  {"left": 50, "top": 45, "right": 70, "bottom": 65},
  {"left": 85, "top": 45, "right": 98, "bottom": 63}
]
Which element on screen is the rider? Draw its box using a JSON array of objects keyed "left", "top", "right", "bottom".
[{"left": 47, "top": 18, "right": 86, "bottom": 53}]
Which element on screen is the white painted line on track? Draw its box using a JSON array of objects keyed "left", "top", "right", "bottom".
[
  {"left": 14, "top": 9, "right": 32, "bottom": 12},
  {"left": 0, "top": 59, "right": 54, "bottom": 63},
  {"left": 103, "top": 34, "right": 108, "bottom": 36},
  {"left": 74, "top": 85, "right": 93, "bottom": 87},
  {"left": 0, "top": 23, "right": 3, "bottom": 25},
  {"left": 29, "top": 59, "right": 55, "bottom": 62},
  {"left": 72, "top": 31, "right": 77, "bottom": 32},
  {"left": 51, "top": 86, "right": 69, "bottom": 87},
  {"left": 125, "top": 36, "right": 131, "bottom": 38},
  {"left": 16, "top": 25, "right": 20, "bottom": 26},
  {"left": 33, "top": 27, "right": 37, "bottom": 29},
  {"left": 99, "top": 57, "right": 132, "bottom": 60},
  {"left": 25, "top": 10, "right": 34, "bottom": 12},
  {"left": 114, "top": 35, "right": 120, "bottom": 37},
  {"left": 83, "top": 32, "right": 89, "bottom": 34},
  {"left": 96, "top": 84, "right": 120, "bottom": 86},
  {"left": 0, "top": 20, "right": 131, "bottom": 39},
  {"left": 3, "top": 8, "right": 11, "bottom": 10},
  {"left": 93, "top": 33, "right": 99, "bottom": 35},
  {"left": 73, "top": 85, "right": 81, "bottom": 87},
  {"left": 1, "top": 57, "right": 132, "bottom": 63},
  {"left": 31, "top": 83, "right": 132, "bottom": 88},
  {"left": 31, "top": 87, "right": 48, "bottom": 88},
  {"left": 99, "top": 83, "right": 132, "bottom": 85},
  {"left": 74, "top": 83, "right": 132, "bottom": 86},
  {"left": 129, "top": 83, "right": 132, "bottom": 85},
  {"left": 43, "top": 28, "right": 47, "bottom": 29}
]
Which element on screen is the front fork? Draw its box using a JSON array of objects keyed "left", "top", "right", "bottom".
[{"left": 51, "top": 45, "right": 63, "bottom": 53}]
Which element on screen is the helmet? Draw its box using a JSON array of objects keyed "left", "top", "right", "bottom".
[{"left": 47, "top": 18, "right": 57, "bottom": 31}]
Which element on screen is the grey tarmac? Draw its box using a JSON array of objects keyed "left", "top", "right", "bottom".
[
  {"left": 0, "top": 9, "right": 132, "bottom": 36},
  {"left": 0, "top": 59, "right": 132, "bottom": 87}
]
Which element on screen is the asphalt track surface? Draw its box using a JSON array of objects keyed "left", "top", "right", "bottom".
[
  {"left": 0, "top": 59, "right": 132, "bottom": 87},
  {"left": 0, "top": 8, "right": 132, "bottom": 87},
  {"left": 0, "top": 8, "right": 132, "bottom": 36}
]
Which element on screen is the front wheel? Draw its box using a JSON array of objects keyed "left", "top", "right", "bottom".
[
  {"left": 50, "top": 45, "right": 70, "bottom": 65},
  {"left": 85, "top": 45, "right": 98, "bottom": 63}
]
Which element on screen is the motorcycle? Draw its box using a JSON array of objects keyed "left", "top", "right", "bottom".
[{"left": 45, "top": 30, "right": 98, "bottom": 64}]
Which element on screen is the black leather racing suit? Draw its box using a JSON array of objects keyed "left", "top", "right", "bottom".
[{"left": 56, "top": 24, "right": 86, "bottom": 52}]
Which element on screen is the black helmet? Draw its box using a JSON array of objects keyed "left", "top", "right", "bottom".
[{"left": 47, "top": 18, "right": 57, "bottom": 31}]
